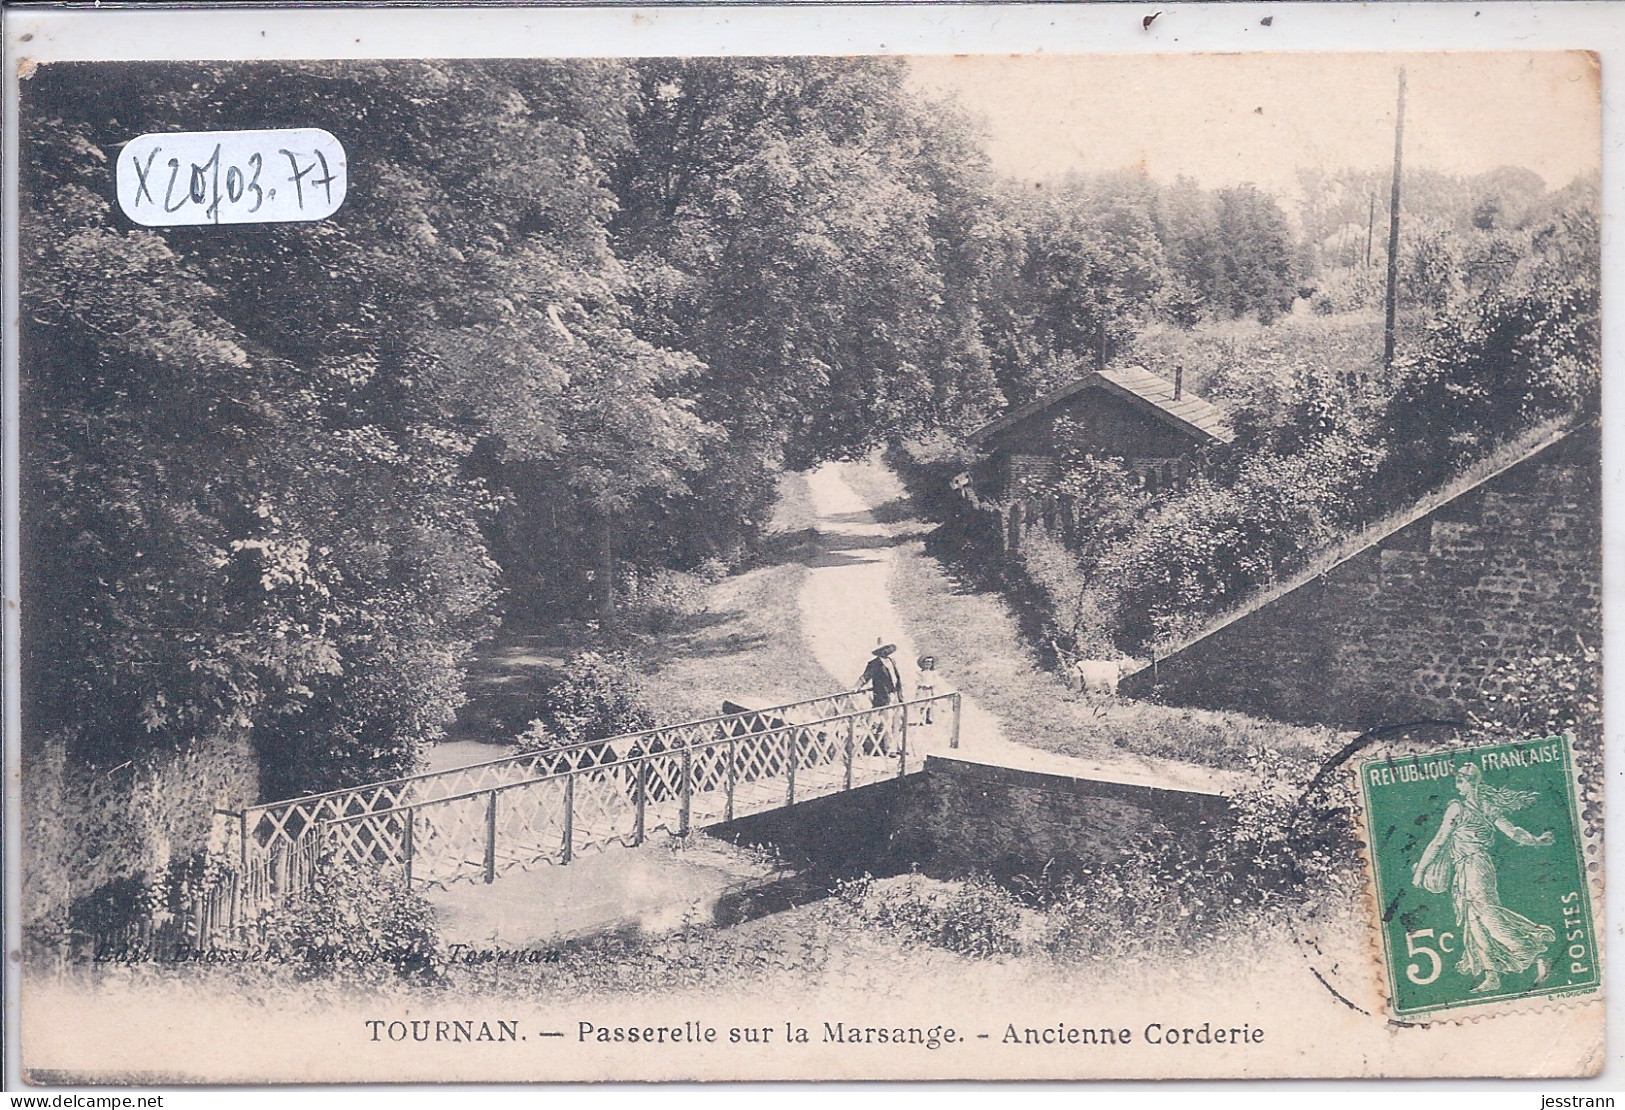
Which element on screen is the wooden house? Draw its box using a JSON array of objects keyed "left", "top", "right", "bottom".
[{"left": 969, "top": 365, "right": 1233, "bottom": 498}]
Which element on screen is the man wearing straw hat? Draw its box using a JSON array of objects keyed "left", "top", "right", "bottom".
[
  {"left": 858, "top": 641, "right": 904, "bottom": 757},
  {"left": 859, "top": 641, "right": 904, "bottom": 708}
]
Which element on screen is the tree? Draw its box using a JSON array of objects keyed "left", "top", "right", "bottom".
[
  {"left": 22, "top": 57, "right": 1021, "bottom": 795},
  {"left": 1211, "top": 184, "right": 1300, "bottom": 322},
  {"left": 608, "top": 58, "right": 1003, "bottom": 562},
  {"left": 1159, "top": 176, "right": 1221, "bottom": 325},
  {"left": 20, "top": 60, "right": 716, "bottom": 795},
  {"left": 1380, "top": 182, "right": 1598, "bottom": 497},
  {"left": 982, "top": 173, "right": 1166, "bottom": 403}
]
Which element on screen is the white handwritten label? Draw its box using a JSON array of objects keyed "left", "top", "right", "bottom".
[{"left": 116, "top": 128, "right": 347, "bottom": 227}]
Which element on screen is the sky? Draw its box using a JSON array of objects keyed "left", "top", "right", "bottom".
[{"left": 905, "top": 52, "right": 1600, "bottom": 197}]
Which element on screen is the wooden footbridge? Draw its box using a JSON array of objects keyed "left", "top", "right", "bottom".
[{"left": 231, "top": 688, "right": 961, "bottom": 914}]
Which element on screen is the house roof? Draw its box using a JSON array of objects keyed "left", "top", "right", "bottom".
[{"left": 971, "top": 365, "right": 1235, "bottom": 449}]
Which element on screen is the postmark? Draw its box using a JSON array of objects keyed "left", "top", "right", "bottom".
[{"left": 1357, "top": 734, "right": 1599, "bottom": 1019}]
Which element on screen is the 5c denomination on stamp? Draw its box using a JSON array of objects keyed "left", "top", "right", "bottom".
[{"left": 1358, "top": 734, "right": 1599, "bottom": 1018}]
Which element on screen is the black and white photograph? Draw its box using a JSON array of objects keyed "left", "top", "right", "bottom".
[{"left": 5, "top": 8, "right": 1609, "bottom": 1084}]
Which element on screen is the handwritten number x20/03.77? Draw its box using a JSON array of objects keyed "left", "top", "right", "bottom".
[
  {"left": 131, "top": 147, "right": 330, "bottom": 216},
  {"left": 128, "top": 147, "right": 328, "bottom": 219},
  {"left": 116, "top": 128, "right": 347, "bottom": 227}
]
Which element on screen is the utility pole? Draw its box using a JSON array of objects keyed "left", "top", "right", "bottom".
[
  {"left": 1383, "top": 67, "right": 1407, "bottom": 371},
  {"left": 1365, "top": 193, "right": 1376, "bottom": 268}
]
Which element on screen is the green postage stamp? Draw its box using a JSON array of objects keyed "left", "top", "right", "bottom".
[{"left": 1358, "top": 734, "right": 1599, "bottom": 1018}]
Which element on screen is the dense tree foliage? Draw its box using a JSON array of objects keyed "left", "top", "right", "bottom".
[
  {"left": 23, "top": 61, "right": 711, "bottom": 793},
  {"left": 603, "top": 59, "right": 1004, "bottom": 567},
  {"left": 1379, "top": 181, "right": 1600, "bottom": 498},
  {"left": 980, "top": 171, "right": 1309, "bottom": 406},
  {"left": 981, "top": 174, "right": 1162, "bottom": 402}
]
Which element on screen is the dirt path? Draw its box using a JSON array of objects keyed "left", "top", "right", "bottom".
[
  {"left": 801, "top": 461, "right": 1245, "bottom": 796},
  {"left": 798, "top": 464, "right": 1008, "bottom": 755}
]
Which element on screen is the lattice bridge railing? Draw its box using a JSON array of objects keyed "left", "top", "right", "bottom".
[
  {"left": 234, "top": 689, "right": 959, "bottom": 902},
  {"left": 322, "top": 692, "right": 960, "bottom": 890}
]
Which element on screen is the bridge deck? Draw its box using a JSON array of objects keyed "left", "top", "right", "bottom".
[{"left": 234, "top": 691, "right": 961, "bottom": 903}]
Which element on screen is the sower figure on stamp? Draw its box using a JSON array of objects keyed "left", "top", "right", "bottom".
[
  {"left": 1412, "top": 762, "right": 1557, "bottom": 993},
  {"left": 858, "top": 641, "right": 903, "bottom": 756}
]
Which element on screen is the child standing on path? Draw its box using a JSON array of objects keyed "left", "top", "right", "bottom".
[{"left": 914, "top": 654, "right": 937, "bottom": 723}]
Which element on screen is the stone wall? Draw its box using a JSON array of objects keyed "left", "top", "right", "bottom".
[
  {"left": 1119, "top": 426, "right": 1600, "bottom": 731},
  {"left": 894, "top": 757, "right": 1231, "bottom": 881},
  {"left": 707, "top": 756, "right": 1230, "bottom": 883}
]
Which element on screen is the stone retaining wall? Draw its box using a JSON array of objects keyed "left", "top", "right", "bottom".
[
  {"left": 707, "top": 756, "right": 1230, "bottom": 883},
  {"left": 1119, "top": 425, "right": 1600, "bottom": 731}
]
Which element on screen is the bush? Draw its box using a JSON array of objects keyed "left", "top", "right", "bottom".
[
  {"left": 1093, "top": 480, "right": 1274, "bottom": 648},
  {"left": 23, "top": 728, "right": 259, "bottom": 946},
  {"left": 1310, "top": 266, "right": 1384, "bottom": 315},
  {"left": 889, "top": 433, "right": 983, "bottom": 519},
  {"left": 520, "top": 650, "right": 656, "bottom": 749},
  {"left": 66, "top": 875, "right": 158, "bottom": 949},
  {"left": 835, "top": 872, "right": 1030, "bottom": 959},
  {"left": 514, "top": 717, "right": 563, "bottom": 755},
  {"left": 1014, "top": 533, "right": 1114, "bottom": 657},
  {"left": 1379, "top": 186, "right": 1598, "bottom": 499},
  {"left": 1085, "top": 431, "right": 1383, "bottom": 652},
  {"left": 254, "top": 859, "right": 442, "bottom": 984},
  {"left": 1026, "top": 846, "right": 1276, "bottom": 962},
  {"left": 621, "top": 568, "right": 709, "bottom": 634},
  {"left": 692, "top": 557, "right": 731, "bottom": 584},
  {"left": 1223, "top": 744, "right": 1363, "bottom": 901}
]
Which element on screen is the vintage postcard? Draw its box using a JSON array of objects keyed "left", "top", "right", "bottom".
[{"left": 4, "top": 5, "right": 1612, "bottom": 1086}]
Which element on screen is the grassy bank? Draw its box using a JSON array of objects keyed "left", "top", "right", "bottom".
[
  {"left": 840, "top": 452, "right": 912, "bottom": 522},
  {"left": 887, "top": 536, "right": 1339, "bottom": 770},
  {"left": 631, "top": 471, "right": 835, "bottom": 722},
  {"left": 630, "top": 562, "right": 834, "bottom": 723}
]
